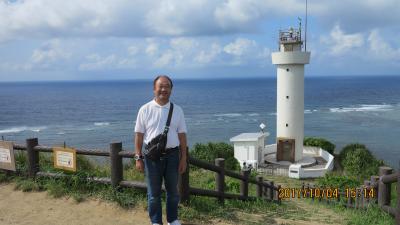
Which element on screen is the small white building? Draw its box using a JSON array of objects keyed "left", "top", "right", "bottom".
[{"left": 230, "top": 132, "right": 269, "bottom": 169}]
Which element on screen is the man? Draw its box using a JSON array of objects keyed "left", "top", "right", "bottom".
[{"left": 134, "top": 75, "right": 188, "bottom": 225}]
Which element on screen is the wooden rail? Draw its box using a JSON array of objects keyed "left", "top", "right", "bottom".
[
  {"left": 4, "top": 138, "right": 281, "bottom": 205},
  {"left": 302, "top": 164, "right": 400, "bottom": 224}
]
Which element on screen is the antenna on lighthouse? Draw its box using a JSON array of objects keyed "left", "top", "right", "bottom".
[{"left": 305, "top": 0, "right": 308, "bottom": 52}]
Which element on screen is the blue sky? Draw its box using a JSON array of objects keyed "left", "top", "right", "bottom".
[{"left": 0, "top": 0, "right": 399, "bottom": 81}]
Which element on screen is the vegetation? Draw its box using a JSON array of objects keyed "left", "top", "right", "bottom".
[
  {"left": 340, "top": 144, "right": 383, "bottom": 180},
  {"left": 0, "top": 149, "right": 306, "bottom": 225},
  {"left": 344, "top": 205, "right": 395, "bottom": 225},
  {"left": 190, "top": 142, "right": 240, "bottom": 171},
  {"left": 316, "top": 173, "right": 361, "bottom": 191},
  {"left": 303, "top": 137, "right": 335, "bottom": 154},
  {"left": 0, "top": 140, "right": 396, "bottom": 225},
  {"left": 339, "top": 143, "right": 367, "bottom": 163}
]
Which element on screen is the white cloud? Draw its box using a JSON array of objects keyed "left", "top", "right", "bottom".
[
  {"left": 321, "top": 25, "right": 364, "bottom": 56},
  {"left": 0, "top": 0, "right": 303, "bottom": 41},
  {"left": 223, "top": 38, "right": 267, "bottom": 65},
  {"left": 152, "top": 38, "right": 197, "bottom": 68},
  {"left": 30, "top": 39, "right": 70, "bottom": 65},
  {"left": 194, "top": 43, "right": 222, "bottom": 64},
  {"left": 224, "top": 38, "right": 256, "bottom": 56},
  {"left": 214, "top": 0, "right": 301, "bottom": 31},
  {"left": 145, "top": 39, "right": 159, "bottom": 57},
  {"left": 367, "top": 30, "right": 400, "bottom": 61},
  {"left": 311, "top": 0, "right": 400, "bottom": 32},
  {"left": 127, "top": 46, "right": 139, "bottom": 56},
  {"left": 154, "top": 50, "right": 175, "bottom": 68},
  {"left": 79, "top": 53, "right": 136, "bottom": 71}
]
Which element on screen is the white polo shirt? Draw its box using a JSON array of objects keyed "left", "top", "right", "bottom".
[{"left": 135, "top": 100, "right": 187, "bottom": 148}]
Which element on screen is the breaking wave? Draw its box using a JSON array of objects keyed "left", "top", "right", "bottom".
[
  {"left": 0, "top": 126, "right": 47, "bottom": 134},
  {"left": 329, "top": 104, "right": 394, "bottom": 113},
  {"left": 94, "top": 122, "right": 110, "bottom": 126},
  {"left": 214, "top": 113, "right": 242, "bottom": 117}
]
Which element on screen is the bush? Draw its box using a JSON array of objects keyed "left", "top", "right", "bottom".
[
  {"left": 191, "top": 142, "right": 240, "bottom": 171},
  {"left": 339, "top": 143, "right": 367, "bottom": 165},
  {"left": 316, "top": 173, "right": 361, "bottom": 191},
  {"left": 342, "top": 147, "right": 382, "bottom": 180},
  {"left": 303, "top": 137, "right": 335, "bottom": 154}
]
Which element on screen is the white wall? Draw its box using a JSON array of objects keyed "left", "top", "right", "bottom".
[{"left": 292, "top": 148, "right": 334, "bottom": 179}]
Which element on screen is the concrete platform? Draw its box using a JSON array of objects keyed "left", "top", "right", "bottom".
[{"left": 264, "top": 153, "right": 317, "bottom": 168}]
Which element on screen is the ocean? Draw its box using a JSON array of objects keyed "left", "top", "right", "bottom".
[{"left": 0, "top": 76, "right": 399, "bottom": 168}]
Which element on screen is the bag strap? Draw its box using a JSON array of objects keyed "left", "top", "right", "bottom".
[{"left": 163, "top": 102, "right": 174, "bottom": 134}]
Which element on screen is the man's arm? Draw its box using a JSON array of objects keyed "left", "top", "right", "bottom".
[
  {"left": 135, "top": 132, "right": 144, "bottom": 155},
  {"left": 135, "top": 132, "right": 144, "bottom": 172},
  {"left": 178, "top": 132, "right": 187, "bottom": 159},
  {"left": 178, "top": 132, "right": 188, "bottom": 174}
]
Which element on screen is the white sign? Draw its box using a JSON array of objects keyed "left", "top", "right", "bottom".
[
  {"left": 56, "top": 151, "right": 74, "bottom": 167},
  {"left": 0, "top": 141, "right": 16, "bottom": 171},
  {"left": 53, "top": 147, "right": 76, "bottom": 172},
  {"left": 0, "top": 147, "right": 12, "bottom": 163}
]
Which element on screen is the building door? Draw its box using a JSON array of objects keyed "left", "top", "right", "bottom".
[{"left": 276, "top": 138, "right": 295, "bottom": 162}]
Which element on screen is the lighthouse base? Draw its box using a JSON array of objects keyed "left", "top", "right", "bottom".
[
  {"left": 257, "top": 144, "right": 334, "bottom": 178},
  {"left": 265, "top": 153, "right": 316, "bottom": 167}
]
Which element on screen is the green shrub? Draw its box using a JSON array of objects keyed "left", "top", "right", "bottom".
[
  {"left": 342, "top": 147, "right": 382, "bottom": 180},
  {"left": 303, "top": 137, "right": 335, "bottom": 154},
  {"left": 14, "top": 178, "right": 41, "bottom": 192},
  {"left": 44, "top": 178, "right": 68, "bottom": 198},
  {"left": 339, "top": 143, "right": 367, "bottom": 165},
  {"left": 225, "top": 179, "right": 240, "bottom": 193},
  {"left": 191, "top": 142, "right": 240, "bottom": 171},
  {"left": 316, "top": 173, "right": 361, "bottom": 191}
]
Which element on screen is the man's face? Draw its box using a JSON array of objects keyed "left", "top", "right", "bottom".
[{"left": 153, "top": 77, "right": 172, "bottom": 102}]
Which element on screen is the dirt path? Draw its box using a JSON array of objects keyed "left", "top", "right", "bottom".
[
  {"left": 0, "top": 183, "right": 151, "bottom": 225},
  {"left": 0, "top": 182, "right": 345, "bottom": 225}
]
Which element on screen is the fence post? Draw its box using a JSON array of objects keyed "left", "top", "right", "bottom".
[
  {"left": 311, "top": 184, "right": 315, "bottom": 202},
  {"left": 268, "top": 181, "right": 274, "bottom": 201},
  {"left": 395, "top": 163, "right": 399, "bottom": 225},
  {"left": 256, "top": 175, "right": 263, "bottom": 198},
  {"left": 318, "top": 185, "right": 322, "bottom": 202},
  {"left": 336, "top": 190, "right": 340, "bottom": 204},
  {"left": 215, "top": 158, "right": 225, "bottom": 204},
  {"left": 347, "top": 193, "right": 353, "bottom": 208},
  {"left": 370, "top": 175, "right": 379, "bottom": 204},
  {"left": 355, "top": 187, "right": 360, "bottom": 209},
  {"left": 178, "top": 148, "right": 190, "bottom": 204},
  {"left": 378, "top": 166, "right": 393, "bottom": 207},
  {"left": 363, "top": 180, "right": 371, "bottom": 208},
  {"left": 240, "top": 168, "right": 250, "bottom": 200},
  {"left": 110, "top": 142, "right": 123, "bottom": 188},
  {"left": 26, "top": 138, "right": 39, "bottom": 178},
  {"left": 276, "top": 185, "right": 281, "bottom": 203}
]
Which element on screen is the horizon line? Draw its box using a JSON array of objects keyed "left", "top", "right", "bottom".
[{"left": 0, "top": 74, "right": 399, "bottom": 83}]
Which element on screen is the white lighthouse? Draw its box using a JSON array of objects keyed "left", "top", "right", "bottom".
[
  {"left": 271, "top": 25, "right": 310, "bottom": 162},
  {"left": 231, "top": 21, "right": 334, "bottom": 178}
]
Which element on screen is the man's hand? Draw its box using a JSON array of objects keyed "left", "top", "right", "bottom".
[
  {"left": 178, "top": 158, "right": 187, "bottom": 174},
  {"left": 136, "top": 159, "right": 144, "bottom": 173}
]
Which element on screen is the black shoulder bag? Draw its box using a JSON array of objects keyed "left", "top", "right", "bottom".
[{"left": 143, "top": 103, "right": 174, "bottom": 161}]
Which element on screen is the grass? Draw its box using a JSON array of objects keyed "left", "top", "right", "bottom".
[
  {"left": 0, "top": 150, "right": 398, "bottom": 225},
  {"left": 305, "top": 197, "right": 395, "bottom": 225}
]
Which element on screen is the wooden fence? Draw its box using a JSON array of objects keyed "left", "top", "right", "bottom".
[
  {"left": 302, "top": 165, "right": 400, "bottom": 224},
  {"left": 3, "top": 138, "right": 281, "bottom": 205}
]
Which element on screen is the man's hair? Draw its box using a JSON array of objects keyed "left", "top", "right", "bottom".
[{"left": 153, "top": 75, "right": 173, "bottom": 89}]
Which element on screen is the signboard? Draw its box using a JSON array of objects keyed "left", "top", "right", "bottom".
[
  {"left": 0, "top": 141, "right": 16, "bottom": 171},
  {"left": 53, "top": 147, "right": 77, "bottom": 172}
]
